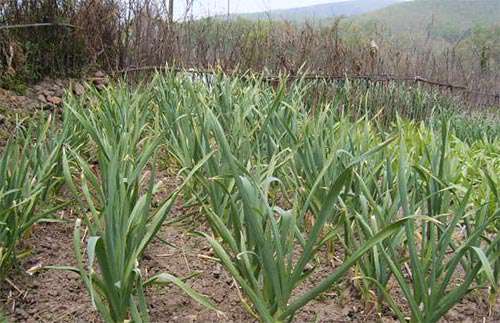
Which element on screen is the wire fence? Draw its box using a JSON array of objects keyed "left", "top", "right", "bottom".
[
  {"left": 0, "top": 23, "right": 76, "bottom": 31},
  {"left": 118, "top": 65, "right": 500, "bottom": 106},
  {"left": 1, "top": 23, "right": 498, "bottom": 107}
]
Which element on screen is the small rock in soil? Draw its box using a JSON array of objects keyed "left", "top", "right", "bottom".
[
  {"left": 73, "top": 83, "right": 85, "bottom": 96},
  {"left": 42, "top": 89, "right": 55, "bottom": 97},
  {"left": 53, "top": 85, "right": 65, "bottom": 97},
  {"left": 46, "top": 96, "right": 62, "bottom": 106},
  {"left": 36, "top": 95, "right": 47, "bottom": 104}
]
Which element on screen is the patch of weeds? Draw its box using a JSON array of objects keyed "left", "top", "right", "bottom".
[{"left": 0, "top": 75, "right": 28, "bottom": 95}]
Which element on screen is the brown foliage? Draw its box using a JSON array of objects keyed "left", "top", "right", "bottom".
[{"left": 0, "top": 0, "right": 498, "bottom": 100}]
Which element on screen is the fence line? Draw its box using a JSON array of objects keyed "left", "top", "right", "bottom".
[
  {"left": 117, "top": 66, "right": 500, "bottom": 103},
  {"left": 0, "top": 23, "right": 76, "bottom": 31}
]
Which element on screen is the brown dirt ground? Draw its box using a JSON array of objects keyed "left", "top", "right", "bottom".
[{"left": 0, "top": 188, "right": 498, "bottom": 323}]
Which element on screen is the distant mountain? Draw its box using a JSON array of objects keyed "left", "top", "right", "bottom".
[
  {"left": 354, "top": 0, "right": 500, "bottom": 40},
  {"left": 233, "top": 0, "right": 408, "bottom": 21}
]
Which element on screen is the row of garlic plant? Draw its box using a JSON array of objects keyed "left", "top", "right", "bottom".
[
  {"left": 153, "top": 72, "right": 498, "bottom": 322},
  {"left": 59, "top": 86, "right": 217, "bottom": 322},
  {"left": 162, "top": 81, "right": 393, "bottom": 321},
  {"left": 0, "top": 84, "right": 110, "bottom": 283},
  {"left": 0, "top": 115, "right": 67, "bottom": 281},
  {"left": 347, "top": 122, "right": 498, "bottom": 321}
]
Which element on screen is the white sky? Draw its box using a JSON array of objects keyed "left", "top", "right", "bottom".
[{"left": 175, "top": 0, "right": 348, "bottom": 18}]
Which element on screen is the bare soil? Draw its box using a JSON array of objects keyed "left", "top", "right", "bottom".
[{"left": 1, "top": 194, "right": 498, "bottom": 323}]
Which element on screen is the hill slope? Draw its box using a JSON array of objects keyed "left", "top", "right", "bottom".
[
  {"left": 235, "top": 0, "right": 407, "bottom": 21},
  {"left": 355, "top": 0, "right": 500, "bottom": 40}
]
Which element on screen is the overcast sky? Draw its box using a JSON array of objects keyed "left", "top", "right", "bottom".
[{"left": 175, "top": 0, "right": 348, "bottom": 18}]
